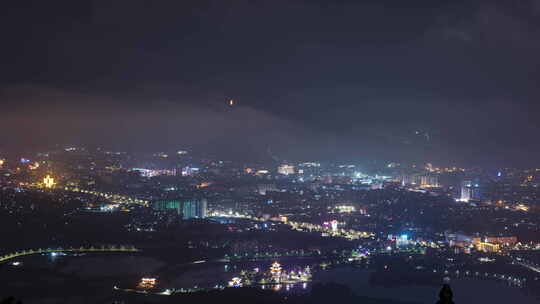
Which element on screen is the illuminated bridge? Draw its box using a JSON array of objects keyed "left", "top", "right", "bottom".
[{"left": 0, "top": 245, "right": 140, "bottom": 263}]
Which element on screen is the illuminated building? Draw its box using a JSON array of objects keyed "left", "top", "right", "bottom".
[
  {"left": 235, "top": 263, "right": 312, "bottom": 288},
  {"left": 43, "top": 175, "right": 55, "bottom": 188},
  {"left": 228, "top": 277, "right": 242, "bottom": 287},
  {"left": 486, "top": 236, "right": 517, "bottom": 245},
  {"left": 459, "top": 180, "right": 481, "bottom": 202},
  {"left": 475, "top": 242, "right": 500, "bottom": 253},
  {"left": 153, "top": 199, "right": 182, "bottom": 215},
  {"left": 333, "top": 205, "right": 356, "bottom": 213},
  {"left": 330, "top": 220, "right": 338, "bottom": 232},
  {"left": 460, "top": 182, "right": 471, "bottom": 201},
  {"left": 277, "top": 164, "right": 295, "bottom": 175},
  {"left": 401, "top": 174, "right": 439, "bottom": 187},
  {"left": 138, "top": 277, "right": 157, "bottom": 289},
  {"left": 197, "top": 182, "right": 211, "bottom": 189},
  {"left": 401, "top": 174, "right": 411, "bottom": 186},
  {"left": 270, "top": 262, "right": 282, "bottom": 279},
  {"left": 445, "top": 232, "right": 474, "bottom": 247},
  {"left": 396, "top": 234, "right": 410, "bottom": 247},
  {"left": 420, "top": 175, "right": 439, "bottom": 187},
  {"left": 132, "top": 168, "right": 177, "bottom": 177},
  {"left": 181, "top": 166, "right": 200, "bottom": 176},
  {"left": 152, "top": 198, "right": 207, "bottom": 219},
  {"left": 181, "top": 198, "right": 207, "bottom": 219},
  {"left": 472, "top": 236, "right": 518, "bottom": 246}
]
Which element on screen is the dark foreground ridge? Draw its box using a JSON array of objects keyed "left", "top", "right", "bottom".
[{"left": 1, "top": 283, "right": 453, "bottom": 304}]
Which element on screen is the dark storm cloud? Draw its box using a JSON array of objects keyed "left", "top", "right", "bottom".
[
  {"left": 1, "top": 0, "right": 540, "bottom": 165},
  {"left": 0, "top": 85, "right": 331, "bottom": 161}
]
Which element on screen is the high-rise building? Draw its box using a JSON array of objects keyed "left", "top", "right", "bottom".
[
  {"left": 396, "top": 234, "right": 410, "bottom": 247},
  {"left": 152, "top": 198, "right": 207, "bottom": 219},
  {"left": 401, "top": 174, "right": 415, "bottom": 186},
  {"left": 420, "top": 175, "right": 439, "bottom": 187},
  {"left": 460, "top": 180, "right": 481, "bottom": 202},
  {"left": 152, "top": 199, "right": 182, "bottom": 215},
  {"left": 181, "top": 198, "right": 207, "bottom": 219}
]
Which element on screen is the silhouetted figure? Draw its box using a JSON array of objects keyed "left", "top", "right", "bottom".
[{"left": 437, "top": 284, "right": 454, "bottom": 304}]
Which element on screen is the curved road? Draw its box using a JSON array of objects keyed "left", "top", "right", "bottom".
[{"left": 0, "top": 246, "right": 140, "bottom": 263}]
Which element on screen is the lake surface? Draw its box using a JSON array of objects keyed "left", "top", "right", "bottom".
[
  {"left": 315, "top": 267, "right": 539, "bottom": 304},
  {"left": 1, "top": 254, "right": 538, "bottom": 304}
]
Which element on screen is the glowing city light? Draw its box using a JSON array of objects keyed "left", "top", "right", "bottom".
[
  {"left": 43, "top": 175, "right": 55, "bottom": 188},
  {"left": 330, "top": 220, "right": 338, "bottom": 231},
  {"left": 228, "top": 277, "right": 242, "bottom": 287},
  {"left": 277, "top": 164, "right": 295, "bottom": 175},
  {"left": 138, "top": 278, "right": 157, "bottom": 289},
  {"left": 334, "top": 205, "right": 355, "bottom": 213},
  {"left": 270, "top": 261, "right": 282, "bottom": 277}
]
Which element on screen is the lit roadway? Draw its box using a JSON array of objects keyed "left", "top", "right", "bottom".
[
  {"left": 24, "top": 183, "right": 149, "bottom": 206},
  {"left": 512, "top": 257, "right": 540, "bottom": 274},
  {"left": 208, "top": 211, "right": 374, "bottom": 240},
  {"left": 64, "top": 186, "right": 149, "bottom": 206},
  {"left": 0, "top": 245, "right": 140, "bottom": 263}
]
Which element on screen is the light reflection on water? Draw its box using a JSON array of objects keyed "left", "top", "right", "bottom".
[{"left": 2, "top": 254, "right": 538, "bottom": 304}]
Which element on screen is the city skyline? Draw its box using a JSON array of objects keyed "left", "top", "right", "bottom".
[{"left": 2, "top": 1, "right": 540, "bottom": 303}]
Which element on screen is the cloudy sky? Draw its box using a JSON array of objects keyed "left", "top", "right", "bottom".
[{"left": 1, "top": 0, "right": 540, "bottom": 166}]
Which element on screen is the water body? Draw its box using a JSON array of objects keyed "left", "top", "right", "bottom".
[
  {"left": 315, "top": 267, "right": 538, "bottom": 304},
  {"left": 0, "top": 253, "right": 163, "bottom": 303},
  {"left": 1, "top": 255, "right": 537, "bottom": 304}
]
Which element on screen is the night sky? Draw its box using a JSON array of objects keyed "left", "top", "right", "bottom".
[{"left": 1, "top": 0, "right": 540, "bottom": 166}]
